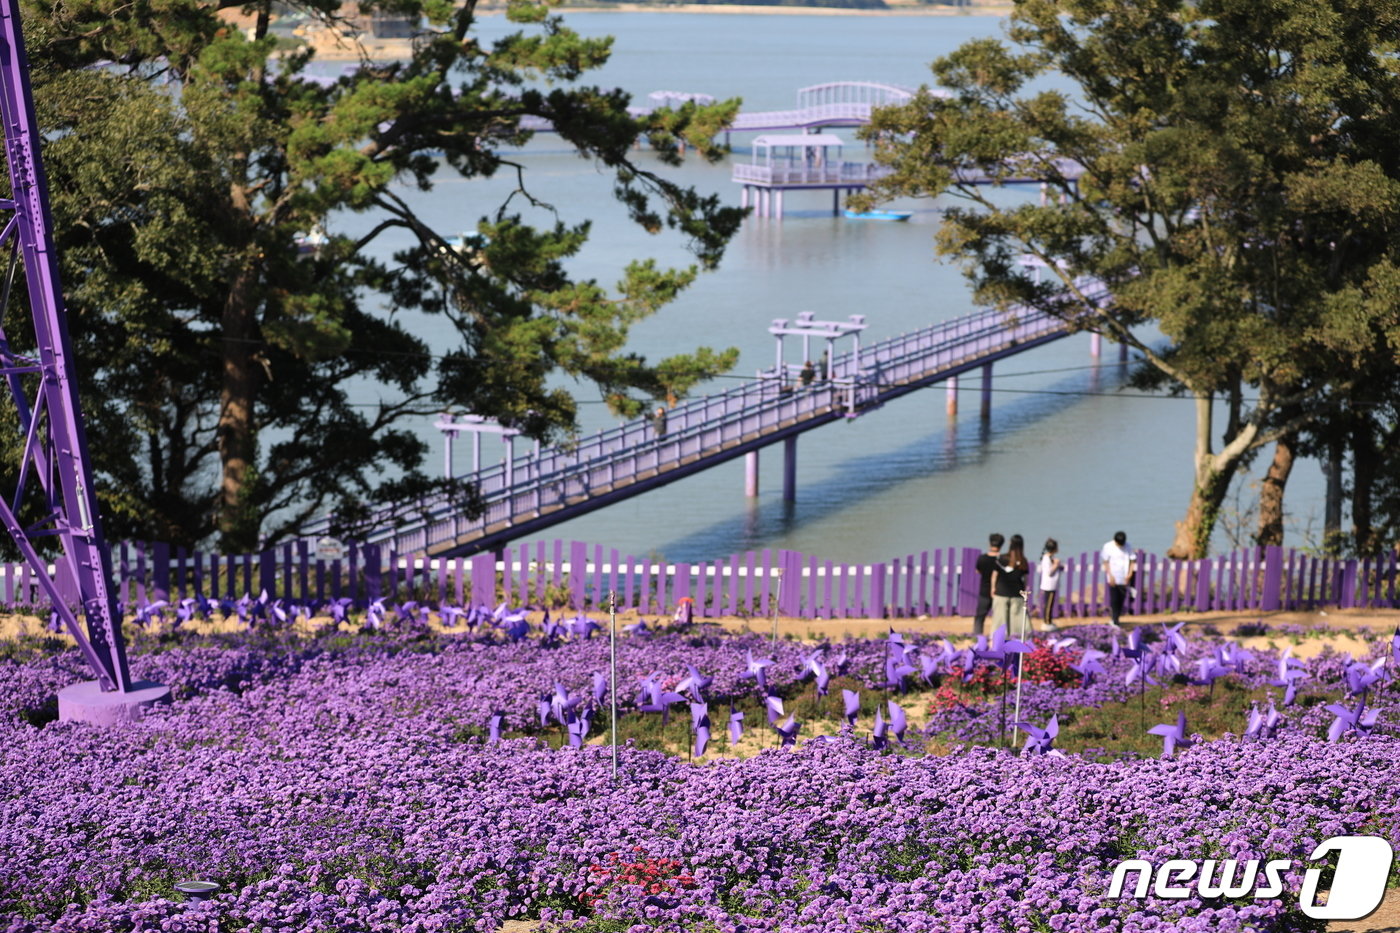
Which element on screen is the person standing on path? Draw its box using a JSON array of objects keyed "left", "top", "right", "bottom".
[
  {"left": 1038, "top": 538, "right": 1063, "bottom": 631},
  {"left": 1101, "top": 530, "right": 1136, "bottom": 628},
  {"left": 973, "top": 533, "right": 1003, "bottom": 636},
  {"left": 990, "top": 534, "right": 1029, "bottom": 631}
]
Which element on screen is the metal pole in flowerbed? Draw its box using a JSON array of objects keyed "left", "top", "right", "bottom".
[{"left": 609, "top": 589, "right": 618, "bottom": 784}]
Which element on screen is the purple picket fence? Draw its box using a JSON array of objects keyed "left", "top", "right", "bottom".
[{"left": 3, "top": 540, "right": 1396, "bottom": 619}]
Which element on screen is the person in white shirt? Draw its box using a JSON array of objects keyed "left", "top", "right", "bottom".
[
  {"left": 1038, "top": 538, "right": 1063, "bottom": 631},
  {"left": 1100, "top": 530, "right": 1136, "bottom": 628}
]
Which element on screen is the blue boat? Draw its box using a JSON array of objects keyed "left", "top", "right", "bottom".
[{"left": 843, "top": 209, "right": 912, "bottom": 222}]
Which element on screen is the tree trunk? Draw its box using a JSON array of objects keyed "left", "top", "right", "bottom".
[
  {"left": 217, "top": 262, "right": 261, "bottom": 552},
  {"left": 1352, "top": 421, "right": 1379, "bottom": 556},
  {"left": 1254, "top": 432, "right": 1296, "bottom": 547},
  {"left": 1168, "top": 392, "right": 1260, "bottom": 559},
  {"left": 1323, "top": 437, "right": 1345, "bottom": 555}
]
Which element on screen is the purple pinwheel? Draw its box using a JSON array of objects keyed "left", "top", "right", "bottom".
[
  {"left": 918, "top": 653, "right": 939, "bottom": 686},
  {"left": 1327, "top": 699, "right": 1380, "bottom": 743},
  {"left": 1014, "top": 714, "right": 1064, "bottom": 757},
  {"left": 537, "top": 694, "right": 552, "bottom": 728},
  {"left": 1147, "top": 711, "right": 1193, "bottom": 757},
  {"left": 488, "top": 712, "right": 505, "bottom": 744},
  {"left": 1208, "top": 643, "right": 1252, "bottom": 677},
  {"left": 804, "top": 650, "right": 830, "bottom": 697},
  {"left": 134, "top": 599, "right": 168, "bottom": 627},
  {"left": 175, "top": 598, "right": 198, "bottom": 626},
  {"left": 567, "top": 615, "right": 601, "bottom": 640},
  {"left": 1192, "top": 655, "right": 1230, "bottom": 689},
  {"left": 365, "top": 598, "right": 385, "bottom": 630},
  {"left": 540, "top": 613, "right": 566, "bottom": 641},
  {"left": 1123, "top": 630, "right": 1159, "bottom": 688},
  {"left": 690, "top": 702, "right": 710, "bottom": 757},
  {"left": 872, "top": 707, "right": 888, "bottom": 751},
  {"left": 1268, "top": 647, "right": 1307, "bottom": 706},
  {"left": 550, "top": 682, "right": 583, "bottom": 724},
  {"left": 764, "top": 694, "right": 784, "bottom": 725},
  {"left": 1345, "top": 659, "right": 1387, "bottom": 699},
  {"left": 1070, "top": 648, "right": 1107, "bottom": 688},
  {"left": 842, "top": 689, "right": 860, "bottom": 727},
  {"left": 728, "top": 704, "right": 744, "bottom": 746},
  {"left": 1046, "top": 636, "right": 1079, "bottom": 655},
  {"left": 1160, "top": 622, "right": 1188, "bottom": 656},
  {"left": 776, "top": 714, "right": 800, "bottom": 747},
  {"left": 623, "top": 618, "right": 651, "bottom": 635},
  {"left": 565, "top": 709, "right": 592, "bottom": 747},
  {"left": 974, "top": 626, "right": 1033, "bottom": 669},
  {"left": 503, "top": 614, "right": 531, "bottom": 642},
  {"left": 592, "top": 672, "right": 608, "bottom": 706},
  {"left": 884, "top": 638, "right": 918, "bottom": 691},
  {"left": 438, "top": 604, "right": 465, "bottom": 628},
  {"left": 1392, "top": 627, "right": 1400, "bottom": 669},
  {"left": 887, "top": 701, "right": 907, "bottom": 743},
  {"left": 1243, "top": 701, "right": 1281, "bottom": 742},
  {"left": 676, "top": 665, "right": 713, "bottom": 702},
  {"left": 741, "top": 650, "right": 775, "bottom": 693},
  {"left": 638, "top": 679, "right": 687, "bottom": 726}
]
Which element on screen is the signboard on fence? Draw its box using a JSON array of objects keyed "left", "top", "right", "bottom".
[{"left": 315, "top": 537, "right": 346, "bottom": 562}]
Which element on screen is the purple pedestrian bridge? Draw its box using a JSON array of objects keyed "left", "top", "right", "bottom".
[{"left": 312, "top": 283, "right": 1111, "bottom": 558}]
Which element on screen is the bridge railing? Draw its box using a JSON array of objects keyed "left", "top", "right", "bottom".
[{"left": 396, "top": 306, "right": 1073, "bottom": 551}]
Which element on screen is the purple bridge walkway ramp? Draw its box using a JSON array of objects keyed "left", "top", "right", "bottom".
[{"left": 308, "top": 283, "right": 1110, "bottom": 559}]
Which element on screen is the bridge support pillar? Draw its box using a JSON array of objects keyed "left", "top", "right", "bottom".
[
  {"left": 946, "top": 375, "right": 958, "bottom": 417},
  {"left": 832, "top": 189, "right": 840, "bottom": 215},
  {"left": 741, "top": 186, "right": 749, "bottom": 211},
  {"left": 775, "top": 189, "right": 784, "bottom": 221},
  {"left": 1090, "top": 332, "right": 1101, "bottom": 357},
  {"left": 980, "top": 363, "right": 993, "bottom": 420},
  {"left": 745, "top": 450, "right": 760, "bottom": 497},
  {"left": 782, "top": 436, "right": 797, "bottom": 502}
]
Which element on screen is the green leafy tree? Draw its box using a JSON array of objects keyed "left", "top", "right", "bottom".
[
  {"left": 855, "top": 0, "right": 1400, "bottom": 557},
  {"left": 20, "top": 0, "right": 743, "bottom": 552}
]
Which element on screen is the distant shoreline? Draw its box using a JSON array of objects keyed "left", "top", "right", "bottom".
[{"left": 493, "top": 3, "right": 1015, "bottom": 15}]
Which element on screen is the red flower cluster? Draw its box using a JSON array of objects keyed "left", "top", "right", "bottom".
[
  {"left": 1017, "top": 643, "right": 1081, "bottom": 687},
  {"left": 581, "top": 847, "right": 697, "bottom": 906}
]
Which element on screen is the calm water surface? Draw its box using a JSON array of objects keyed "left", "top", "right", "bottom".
[{"left": 331, "top": 13, "right": 1328, "bottom": 563}]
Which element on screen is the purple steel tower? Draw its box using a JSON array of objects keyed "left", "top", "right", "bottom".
[{"left": 0, "top": 1, "right": 165, "bottom": 719}]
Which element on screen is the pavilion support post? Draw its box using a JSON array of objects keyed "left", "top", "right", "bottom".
[
  {"left": 1090, "top": 333, "right": 1102, "bottom": 358},
  {"left": 946, "top": 375, "right": 958, "bottom": 417},
  {"left": 833, "top": 189, "right": 839, "bottom": 215},
  {"left": 782, "top": 436, "right": 797, "bottom": 502},
  {"left": 776, "top": 189, "right": 784, "bottom": 221},
  {"left": 980, "top": 363, "right": 993, "bottom": 420},
  {"left": 741, "top": 186, "right": 749, "bottom": 211},
  {"left": 745, "top": 451, "right": 760, "bottom": 497}
]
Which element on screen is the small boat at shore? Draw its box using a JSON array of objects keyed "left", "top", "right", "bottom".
[{"left": 843, "top": 209, "right": 912, "bottom": 222}]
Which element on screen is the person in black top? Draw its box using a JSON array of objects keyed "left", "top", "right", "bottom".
[
  {"left": 990, "top": 534, "right": 1030, "bottom": 632},
  {"left": 972, "top": 533, "right": 1004, "bottom": 636}
]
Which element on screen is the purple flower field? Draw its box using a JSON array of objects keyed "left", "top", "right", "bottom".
[{"left": 2, "top": 617, "right": 1398, "bottom": 932}]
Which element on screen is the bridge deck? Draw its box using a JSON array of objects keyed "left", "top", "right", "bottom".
[{"left": 333, "top": 293, "right": 1101, "bottom": 558}]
